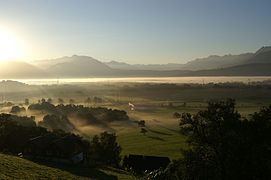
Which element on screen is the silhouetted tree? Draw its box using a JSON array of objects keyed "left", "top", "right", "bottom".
[
  {"left": 24, "top": 98, "right": 29, "bottom": 106},
  {"left": 89, "top": 132, "right": 121, "bottom": 167},
  {"left": 58, "top": 98, "right": 64, "bottom": 104},
  {"left": 0, "top": 114, "right": 47, "bottom": 153},
  {"left": 47, "top": 98, "right": 53, "bottom": 104},
  {"left": 140, "top": 128, "right": 147, "bottom": 135},
  {"left": 39, "top": 114, "right": 74, "bottom": 132},
  {"left": 173, "top": 112, "right": 181, "bottom": 118},
  {"left": 93, "top": 97, "right": 102, "bottom": 104},
  {"left": 85, "top": 97, "right": 92, "bottom": 106},
  {"left": 10, "top": 106, "right": 26, "bottom": 115},
  {"left": 69, "top": 99, "right": 75, "bottom": 104},
  {"left": 138, "top": 120, "right": 145, "bottom": 127},
  {"left": 161, "top": 99, "right": 271, "bottom": 180}
]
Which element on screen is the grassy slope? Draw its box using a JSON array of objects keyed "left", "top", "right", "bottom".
[
  {"left": 116, "top": 107, "right": 187, "bottom": 160},
  {"left": 116, "top": 101, "right": 262, "bottom": 160},
  {"left": 118, "top": 127, "right": 186, "bottom": 160},
  {"left": 95, "top": 102, "right": 261, "bottom": 160},
  {"left": 0, "top": 154, "right": 135, "bottom": 180}
]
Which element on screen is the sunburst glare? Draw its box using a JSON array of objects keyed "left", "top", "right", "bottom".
[{"left": 0, "top": 27, "right": 24, "bottom": 62}]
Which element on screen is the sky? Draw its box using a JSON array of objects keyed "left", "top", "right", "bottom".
[{"left": 0, "top": 0, "right": 271, "bottom": 64}]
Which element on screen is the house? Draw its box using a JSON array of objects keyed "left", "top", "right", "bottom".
[
  {"left": 23, "top": 134, "right": 88, "bottom": 164},
  {"left": 123, "top": 154, "right": 171, "bottom": 172},
  {"left": 49, "top": 134, "right": 87, "bottom": 163}
]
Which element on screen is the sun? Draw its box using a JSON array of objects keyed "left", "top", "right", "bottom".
[{"left": 0, "top": 28, "right": 23, "bottom": 62}]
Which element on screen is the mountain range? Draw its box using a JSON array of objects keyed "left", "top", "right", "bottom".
[
  {"left": 1, "top": 46, "right": 271, "bottom": 78},
  {"left": 105, "top": 53, "right": 254, "bottom": 71}
]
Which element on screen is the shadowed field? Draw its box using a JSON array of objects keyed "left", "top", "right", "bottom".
[{"left": 0, "top": 154, "right": 135, "bottom": 180}]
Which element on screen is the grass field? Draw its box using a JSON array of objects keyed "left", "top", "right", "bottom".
[
  {"left": 1, "top": 82, "right": 270, "bottom": 179},
  {"left": 115, "top": 106, "right": 186, "bottom": 160},
  {"left": 117, "top": 127, "right": 186, "bottom": 160},
  {"left": 81, "top": 100, "right": 265, "bottom": 161},
  {"left": 115, "top": 101, "right": 264, "bottom": 160},
  {"left": 0, "top": 154, "right": 135, "bottom": 180}
]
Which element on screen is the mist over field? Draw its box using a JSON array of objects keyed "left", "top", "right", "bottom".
[{"left": 0, "top": 0, "right": 271, "bottom": 179}]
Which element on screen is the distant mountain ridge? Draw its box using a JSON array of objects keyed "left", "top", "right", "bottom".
[
  {"left": 0, "top": 61, "right": 49, "bottom": 78},
  {"left": 185, "top": 63, "right": 271, "bottom": 76},
  {"left": 181, "top": 53, "right": 254, "bottom": 70},
  {"left": 45, "top": 55, "right": 113, "bottom": 77},
  {"left": 105, "top": 61, "right": 185, "bottom": 71},
  {"left": 246, "top": 46, "right": 271, "bottom": 64},
  {"left": 2, "top": 46, "right": 270, "bottom": 79},
  {"left": 105, "top": 53, "right": 254, "bottom": 71},
  {"left": 36, "top": 46, "right": 271, "bottom": 77}
]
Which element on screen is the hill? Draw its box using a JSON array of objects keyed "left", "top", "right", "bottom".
[
  {"left": 106, "top": 61, "right": 185, "bottom": 71},
  {"left": 24, "top": 46, "right": 271, "bottom": 77},
  {"left": 182, "top": 53, "right": 253, "bottom": 70},
  {"left": 184, "top": 46, "right": 271, "bottom": 76},
  {"left": 0, "top": 61, "right": 49, "bottom": 79},
  {"left": 106, "top": 53, "right": 254, "bottom": 71},
  {"left": 106, "top": 46, "right": 270, "bottom": 72},
  {"left": 246, "top": 46, "right": 271, "bottom": 64},
  {"left": 46, "top": 55, "right": 114, "bottom": 77},
  {"left": 187, "top": 63, "right": 271, "bottom": 76},
  {"left": 105, "top": 54, "right": 254, "bottom": 71},
  {"left": 0, "top": 153, "right": 134, "bottom": 179},
  {"left": 107, "top": 46, "right": 271, "bottom": 76},
  {"left": 0, "top": 80, "right": 29, "bottom": 92}
]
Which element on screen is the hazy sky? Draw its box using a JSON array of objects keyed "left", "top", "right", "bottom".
[{"left": 0, "top": 0, "right": 271, "bottom": 64}]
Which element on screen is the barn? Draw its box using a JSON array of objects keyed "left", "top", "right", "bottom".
[
  {"left": 123, "top": 154, "right": 171, "bottom": 172},
  {"left": 23, "top": 134, "right": 88, "bottom": 164}
]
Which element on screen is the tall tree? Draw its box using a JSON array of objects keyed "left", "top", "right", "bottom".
[{"left": 160, "top": 99, "right": 271, "bottom": 180}]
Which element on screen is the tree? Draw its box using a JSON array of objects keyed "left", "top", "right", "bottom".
[
  {"left": 164, "top": 99, "right": 271, "bottom": 180},
  {"left": 173, "top": 112, "right": 181, "bottom": 118},
  {"left": 140, "top": 128, "right": 147, "bottom": 135},
  {"left": 10, "top": 106, "right": 26, "bottom": 114},
  {"left": 93, "top": 97, "right": 102, "bottom": 104},
  {"left": 85, "top": 97, "right": 92, "bottom": 106},
  {"left": 89, "top": 132, "right": 121, "bottom": 167},
  {"left": 138, "top": 120, "right": 145, "bottom": 127},
  {"left": 69, "top": 99, "right": 75, "bottom": 104},
  {"left": 41, "top": 98, "right": 46, "bottom": 103},
  {"left": 47, "top": 98, "right": 53, "bottom": 104},
  {"left": 0, "top": 114, "right": 47, "bottom": 154},
  {"left": 58, "top": 98, "right": 64, "bottom": 104},
  {"left": 24, "top": 98, "right": 29, "bottom": 106},
  {"left": 39, "top": 114, "right": 74, "bottom": 132}
]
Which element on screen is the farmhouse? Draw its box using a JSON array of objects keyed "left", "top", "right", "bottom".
[
  {"left": 123, "top": 154, "right": 170, "bottom": 172},
  {"left": 23, "top": 134, "right": 88, "bottom": 164}
]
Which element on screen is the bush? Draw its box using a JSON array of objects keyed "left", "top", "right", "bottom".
[{"left": 10, "top": 106, "right": 26, "bottom": 114}]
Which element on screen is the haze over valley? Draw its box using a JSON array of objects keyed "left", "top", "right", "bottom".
[{"left": 1, "top": 0, "right": 271, "bottom": 179}]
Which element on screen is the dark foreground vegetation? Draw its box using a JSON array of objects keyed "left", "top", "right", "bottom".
[
  {"left": 145, "top": 99, "right": 271, "bottom": 180},
  {"left": 0, "top": 113, "right": 121, "bottom": 168},
  {"left": 1, "top": 98, "right": 271, "bottom": 179}
]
